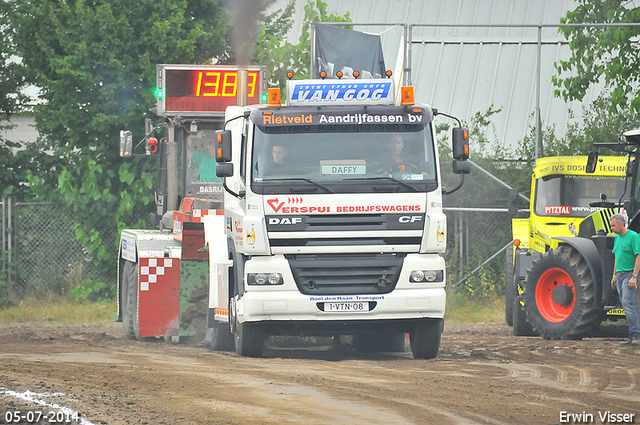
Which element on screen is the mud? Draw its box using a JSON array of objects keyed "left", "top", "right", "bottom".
[{"left": 0, "top": 321, "right": 638, "bottom": 425}]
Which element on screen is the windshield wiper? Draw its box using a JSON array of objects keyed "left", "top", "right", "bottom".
[
  {"left": 277, "top": 178, "right": 334, "bottom": 193},
  {"left": 345, "top": 176, "right": 420, "bottom": 192}
]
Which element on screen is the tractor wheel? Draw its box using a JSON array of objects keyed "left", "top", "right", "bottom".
[
  {"left": 204, "top": 310, "right": 235, "bottom": 351},
  {"left": 505, "top": 244, "right": 515, "bottom": 326},
  {"left": 523, "top": 246, "right": 603, "bottom": 340},
  {"left": 121, "top": 261, "right": 137, "bottom": 340},
  {"left": 410, "top": 318, "right": 443, "bottom": 359},
  {"left": 231, "top": 297, "right": 265, "bottom": 357}
]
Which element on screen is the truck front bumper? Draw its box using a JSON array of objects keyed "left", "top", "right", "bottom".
[{"left": 237, "top": 253, "right": 446, "bottom": 324}]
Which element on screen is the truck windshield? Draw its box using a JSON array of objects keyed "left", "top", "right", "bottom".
[
  {"left": 251, "top": 122, "right": 437, "bottom": 194},
  {"left": 534, "top": 175, "right": 626, "bottom": 217}
]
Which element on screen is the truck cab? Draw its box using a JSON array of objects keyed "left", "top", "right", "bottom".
[{"left": 211, "top": 78, "right": 470, "bottom": 358}]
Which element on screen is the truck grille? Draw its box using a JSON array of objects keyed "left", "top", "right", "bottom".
[
  {"left": 287, "top": 253, "right": 404, "bottom": 295},
  {"left": 267, "top": 213, "right": 424, "bottom": 247}
]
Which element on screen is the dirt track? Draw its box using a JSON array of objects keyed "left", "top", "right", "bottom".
[{"left": 0, "top": 321, "right": 639, "bottom": 425}]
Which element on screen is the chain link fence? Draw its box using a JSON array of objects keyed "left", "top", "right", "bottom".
[
  {"left": 444, "top": 208, "right": 523, "bottom": 295},
  {"left": 1, "top": 197, "right": 153, "bottom": 300}
]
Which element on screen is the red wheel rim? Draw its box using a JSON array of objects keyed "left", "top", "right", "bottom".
[{"left": 535, "top": 267, "right": 575, "bottom": 323}]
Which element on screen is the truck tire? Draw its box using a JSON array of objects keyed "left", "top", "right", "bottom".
[
  {"left": 410, "top": 318, "right": 443, "bottom": 359},
  {"left": 505, "top": 244, "right": 515, "bottom": 326},
  {"left": 121, "top": 261, "right": 137, "bottom": 341},
  {"left": 353, "top": 331, "right": 407, "bottom": 353},
  {"left": 204, "top": 311, "right": 235, "bottom": 351},
  {"left": 234, "top": 321, "right": 265, "bottom": 357},
  {"left": 523, "top": 246, "right": 603, "bottom": 339},
  {"left": 231, "top": 297, "right": 265, "bottom": 357}
]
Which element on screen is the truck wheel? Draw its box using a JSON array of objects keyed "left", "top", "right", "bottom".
[
  {"left": 524, "top": 246, "right": 603, "bottom": 339},
  {"left": 204, "top": 310, "right": 235, "bottom": 351},
  {"left": 121, "top": 261, "right": 137, "bottom": 340},
  {"left": 505, "top": 244, "right": 515, "bottom": 326},
  {"left": 231, "top": 297, "right": 265, "bottom": 357},
  {"left": 410, "top": 318, "right": 443, "bottom": 359},
  {"left": 353, "top": 331, "right": 407, "bottom": 353}
]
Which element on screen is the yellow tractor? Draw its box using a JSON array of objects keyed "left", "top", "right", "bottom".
[{"left": 507, "top": 155, "right": 627, "bottom": 337}]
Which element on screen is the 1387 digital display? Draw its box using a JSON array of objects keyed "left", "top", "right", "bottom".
[{"left": 157, "top": 65, "right": 267, "bottom": 116}]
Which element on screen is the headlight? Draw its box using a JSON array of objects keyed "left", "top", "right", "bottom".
[
  {"left": 248, "top": 272, "right": 284, "bottom": 285},
  {"left": 424, "top": 270, "right": 437, "bottom": 282},
  {"left": 268, "top": 273, "right": 282, "bottom": 285},
  {"left": 410, "top": 270, "right": 443, "bottom": 283},
  {"left": 410, "top": 270, "right": 425, "bottom": 282}
]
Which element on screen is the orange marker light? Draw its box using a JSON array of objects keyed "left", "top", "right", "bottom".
[
  {"left": 267, "top": 88, "right": 281, "bottom": 107},
  {"left": 217, "top": 148, "right": 223, "bottom": 159},
  {"left": 353, "top": 70, "right": 360, "bottom": 79},
  {"left": 336, "top": 71, "right": 343, "bottom": 79},
  {"left": 513, "top": 239, "right": 521, "bottom": 247},
  {"left": 320, "top": 71, "right": 327, "bottom": 79},
  {"left": 401, "top": 86, "right": 415, "bottom": 105},
  {"left": 385, "top": 70, "right": 393, "bottom": 78},
  {"left": 286, "top": 72, "right": 294, "bottom": 80}
]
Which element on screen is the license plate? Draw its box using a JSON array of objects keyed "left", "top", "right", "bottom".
[{"left": 324, "top": 302, "right": 369, "bottom": 312}]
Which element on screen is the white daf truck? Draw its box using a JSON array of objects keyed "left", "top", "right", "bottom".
[{"left": 206, "top": 76, "right": 471, "bottom": 358}]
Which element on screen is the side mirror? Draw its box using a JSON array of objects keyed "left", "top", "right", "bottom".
[
  {"left": 586, "top": 151, "right": 598, "bottom": 173},
  {"left": 452, "top": 159, "right": 470, "bottom": 175},
  {"left": 215, "top": 130, "right": 232, "bottom": 163},
  {"left": 216, "top": 163, "right": 234, "bottom": 178},
  {"left": 452, "top": 127, "right": 469, "bottom": 160},
  {"left": 119, "top": 130, "right": 132, "bottom": 157}
]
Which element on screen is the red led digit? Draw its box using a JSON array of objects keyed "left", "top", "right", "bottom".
[{"left": 222, "top": 72, "right": 237, "bottom": 97}]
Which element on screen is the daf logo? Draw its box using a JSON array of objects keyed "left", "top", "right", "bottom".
[
  {"left": 268, "top": 217, "right": 303, "bottom": 225},
  {"left": 398, "top": 215, "right": 422, "bottom": 223}
]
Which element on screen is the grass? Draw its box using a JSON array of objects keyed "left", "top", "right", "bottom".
[
  {"left": 0, "top": 292, "right": 505, "bottom": 324},
  {"left": 0, "top": 298, "right": 117, "bottom": 324},
  {"left": 445, "top": 291, "right": 504, "bottom": 323}
]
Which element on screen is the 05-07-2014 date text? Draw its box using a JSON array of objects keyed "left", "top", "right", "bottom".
[{"left": 4, "top": 410, "right": 81, "bottom": 423}]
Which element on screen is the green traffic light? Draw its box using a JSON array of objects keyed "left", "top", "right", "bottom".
[
  {"left": 261, "top": 92, "right": 268, "bottom": 103},
  {"left": 155, "top": 88, "right": 164, "bottom": 100}
]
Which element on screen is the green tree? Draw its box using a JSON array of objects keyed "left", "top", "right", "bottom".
[
  {"left": 553, "top": 1, "right": 640, "bottom": 112},
  {"left": 253, "top": 0, "right": 351, "bottom": 92},
  {"left": 6, "top": 0, "right": 230, "bottom": 295}
]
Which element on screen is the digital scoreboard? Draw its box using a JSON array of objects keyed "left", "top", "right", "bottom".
[{"left": 156, "top": 64, "right": 267, "bottom": 116}]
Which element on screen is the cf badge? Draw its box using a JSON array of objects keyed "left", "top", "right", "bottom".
[{"left": 399, "top": 216, "right": 423, "bottom": 223}]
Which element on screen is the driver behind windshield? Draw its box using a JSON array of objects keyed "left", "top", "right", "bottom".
[{"left": 373, "top": 134, "right": 409, "bottom": 173}]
